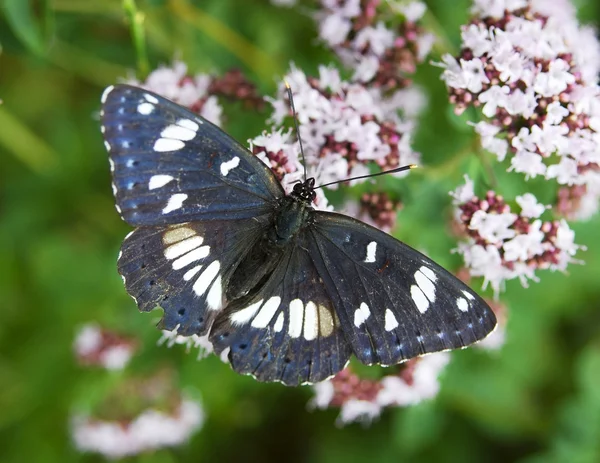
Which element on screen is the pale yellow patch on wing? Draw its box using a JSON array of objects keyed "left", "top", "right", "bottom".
[
  {"left": 162, "top": 225, "right": 195, "bottom": 245},
  {"left": 318, "top": 304, "right": 335, "bottom": 337}
]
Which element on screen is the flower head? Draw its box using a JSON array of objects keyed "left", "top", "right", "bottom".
[
  {"left": 451, "top": 176, "right": 582, "bottom": 295},
  {"left": 438, "top": 2, "right": 600, "bottom": 218}
]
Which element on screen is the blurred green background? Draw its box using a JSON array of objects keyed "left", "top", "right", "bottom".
[{"left": 2, "top": 0, "right": 600, "bottom": 462}]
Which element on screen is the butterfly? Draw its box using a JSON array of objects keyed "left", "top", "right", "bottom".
[{"left": 100, "top": 84, "right": 496, "bottom": 386}]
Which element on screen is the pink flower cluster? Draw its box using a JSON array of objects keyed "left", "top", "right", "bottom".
[
  {"left": 250, "top": 65, "right": 421, "bottom": 210},
  {"left": 128, "top": 62, "right": 265, "bottom": 128},
  {"left": 311, "top": 353, "right": 449, "bottom": 425},
  {"left": 72, "top": 399, "right": 204, "bottom": 459},
  {"left": 316, "top": 0, "right": 435, "bottom": 91},
  {"left": 72, "top": 325, "right": 205, "bottom": 457},
  {"left": 439, "top": 0, "right": 600, "bottom": 219},
  {"left": 451, "top": 176, "right": 582, "bottom": 295}
]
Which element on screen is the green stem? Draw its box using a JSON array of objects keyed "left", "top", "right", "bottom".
[{"left": 123, "top": 0, "right": 150, "bottom": 79}]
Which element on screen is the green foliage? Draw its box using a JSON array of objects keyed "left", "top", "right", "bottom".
[{"left": 1, "top": 1, "right": 600, "bottom": 462}]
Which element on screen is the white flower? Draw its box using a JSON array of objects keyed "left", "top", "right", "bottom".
[
  {"left": 377, "top": 353, "right": 450, "bottom": 407},
  {"left": 470, "top": 210, "right": 517, "bottom": 243},
  {"left": 471, "top": 0, "right": 528, "bottom": 18},
  {"left": 473, "top": 121, "right": 508, "bottom": 160},
  {"left": 545, "top": 101, "right": 569, "bottom": 125},
  {"left": 511, "top": 127, "right": 537, "bottom": 153},
  {"left": 554, "top": 219, "right": 579, "bottom": 257},
  {"left": 450, "top": 175, "right": 475, "bottom": 204},
  {"left": 337, "top": 400, "right": 382, "bottom": 426},
  {"left": 74, "top": 324, "right": 102, "bottom": 356},
  {"left": 398, "top": 1, "right": 427, "bottom": 22},
  {"left": 533, "top": 59, "right": 576, "bottom": 97},
  {"left": 319, "top": 13, "right": 352, "bottom": 47},
  {"left": 439, "top": 54, "right": 468, "bottom": 89},
  {"left": 478, "top": 85, "right": 509, "bottom": 117},
  {"left": 461, "top": 23, "right": 493, "bottom": 57},
  {"left": 516, "top": 193, "right": 547, "bottom": 218},
  {"left": 546, "top": 156, "right": 579, "bottom": 185},
  {"left": 503, "top": 88, "right": 537, "bottom": 118},
  {"left": 502, "top": 221, "right": 544, "bottom": 261},
  {"left": 309, "top": 381, "right": 335, "bottom": 409},
  {"left": 461, "top": 58, "right": 490, "bottom": 93},
  {"left": 458, "top": 242, "right": 507, "bottom": 295},
  {"left": 353, "top": 22, "right": 395, "bottom": 57},
  {"left": 534, "top": 124, "right": 568, "bottom": 156},
  {"left": 492, "top": 46, "right": 527, "bottom": 83},
  {"left": 510, "top": 150, "right": 547, "bottom": 179}
]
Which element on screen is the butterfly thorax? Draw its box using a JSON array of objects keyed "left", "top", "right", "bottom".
[{"left": 226, "top": 183, "right": 314, "bottom": 300}]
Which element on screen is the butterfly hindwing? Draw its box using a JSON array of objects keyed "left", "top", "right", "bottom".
[
  {"left": 101, "top": 85, "right": 284, "bottom": 226},
  {"left": 210, "top": 241, "right": 352, "bottom": 386},
  {"left": 117, "top": 215, "right": 271, "bottom": 336},
  {"left": 309, "top": 211, "right": 497, "bottom": 366}
]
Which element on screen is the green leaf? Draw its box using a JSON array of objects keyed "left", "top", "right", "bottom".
[{"left": 4, "top": 0, "right": 55, "bottom": 56}]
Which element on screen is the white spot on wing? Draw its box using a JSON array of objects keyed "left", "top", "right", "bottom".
[
  {"left": 303, "top": 301, "right": 318, "bottom": 341},
  {"left": 463, "top": 290, "right": 475, "bottom": 301},
  {"left": 411, "top": 285, "right": 429, "bottom": 313},
  {"left": 183, "top": 265, "right": 203, "bottom": 281},
  {"left": 273, "top": 312, "right": 284, "bottom": 332},
  {"left": 148, "top": 174, "right": 175, "bottom": 190},
  {"left": 144, "top": 93, "right": 158, "bottom": 104},
  {"left": 288, "top": 299, "right": 304, "bottom": 338},
  {"left": 137, "top": 102, "right": 154, "bottom": 115},
  {"left": 251, "top": 296, "right": 281, "bottom": 328},
  {"left": 364, "top": 241, "right": 377, "bottom": 263},
  {"left": 162, "top": 193, "right": 188, "bottom": 214},
  {"left": 108, "top": 158, "right": 115, "bottom": 172},
  {"left": 177, "top": 118, "right": 199, "bottom": 131},
  {"left": 172, "top": 245, "right": 209, "bottom": 270},
  {"left": 385, "top": 309, "right": 399, "bottom": 331},
  {"left": 160, "top": 124, "right": 196, "bottom": 141},
  {"left": 415, "top": 269, "right": 436, "bottom": 302},
  {"left": 164, "top": 236, "right": 203, "bottom": 259},
  {"left": 456, "top": 297, "right": 469, "bottom": 312},
  {"left": 192, "top": 260, "right": 220, "bottom": 296},
  {"left": 206, "top": 275, "right": 222, "bottom": 311},
  {"left": 231, "top": 299, "right": 264, "bottom": 325},
  {"left": 154, "top": 138, "right": 185, "bottom": 152},
  {"left": 353, "top": 302, "right": 371, "bottom": 327},
  {"left": 220, "top": 156, "right": 240, "bottom": 176},
  {"left": 101, "top": 85, "right": 114, "bottom": 104},
  {"left": 104, "top": 140, "right": 111, "bottom": 152},
  {"left": 419, "top": 266, "right": 437, "bottom": 282}
]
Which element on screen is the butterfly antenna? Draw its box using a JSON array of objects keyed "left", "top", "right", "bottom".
[
  {"left": 285, "top": 81, "right": 307, "bottom": 182},
  {"left": 314, "top": 164, "right": 418, "bottom": 189}
]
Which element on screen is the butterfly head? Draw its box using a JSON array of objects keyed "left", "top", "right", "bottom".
[{"left": 291, "top": 178, "right": 317, "bottom": 204}]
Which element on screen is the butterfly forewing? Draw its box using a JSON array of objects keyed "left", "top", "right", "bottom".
[
  {"left": 309, "top": 211, "right": 497, "bottom": 366},
  {"left": 210, "top": 241, "right": 352, "bottom": 386},
  {"left": 118, "top": 215, "right": 271, "bottom": 336},
  {"left": 101, "top": 85, "right": 284, "bottom": 226}
]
